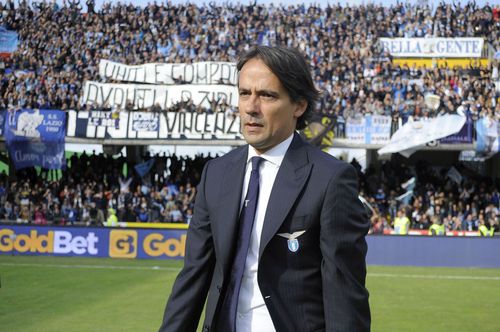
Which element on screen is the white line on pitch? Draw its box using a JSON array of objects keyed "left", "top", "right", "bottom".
[
  {"left": 369, "top": 273, "right": 500, "bottom": 281},
  {"left": 0, "top": 262, "right": 180, "bottom": 271},
  {"left": 2, "top": 263, "right": 500, "bottom": 280}
]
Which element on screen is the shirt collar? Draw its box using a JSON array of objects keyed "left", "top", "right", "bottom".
[{"left": 247, "top": 133, "right": 294, "bottom": 167}]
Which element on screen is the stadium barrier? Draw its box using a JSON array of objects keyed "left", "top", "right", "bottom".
[
  {"left": 0, "top": 225, "right": 186, "bottom": 259},
  {"left": 2, "top": 225, "right": 499, "bottom": 268},
  {"left": 367, "top": 235, "right": 500, "bottom": 268}
]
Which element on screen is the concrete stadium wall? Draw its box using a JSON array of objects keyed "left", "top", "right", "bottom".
[{"left": 366, "top": 235, "right": 500, "bottom": 268}]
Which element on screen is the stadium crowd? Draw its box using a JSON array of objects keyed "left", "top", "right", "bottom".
[
  {"left": 359, "top": 158, "right": 500, "bottom": 235},
  {"left": 0, "top": 151, "right": 498, "bottom": 236},
  {"left": 0, "top": 0, "right": 499, "bottom": 134},
  {"left": 0, "top": 151, "right": 212, "bottom": 225},
  {"left": 0, "top": 1, "right": 498, "bottom": 234}
]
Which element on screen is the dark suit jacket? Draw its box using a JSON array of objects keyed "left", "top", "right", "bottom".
[{"left": 159, "top": 134, "right": 370, "bottom": 332}]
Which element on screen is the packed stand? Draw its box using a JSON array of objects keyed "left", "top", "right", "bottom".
[
  {"left": 355, "top": 158, "right": 500, "bottom": 235},
  {"left": 0, "top": 151, "right": 214, "bottom": 225},
  {"left": 0, "top": 0, "right": 499, "bottom": 133},
  {"left": 1, "top": 150, "right": 498, "bottom": 235}
]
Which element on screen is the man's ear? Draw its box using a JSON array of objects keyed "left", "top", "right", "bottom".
[{"left": 293, "top": 99, "right": 307, "bottom": 119}]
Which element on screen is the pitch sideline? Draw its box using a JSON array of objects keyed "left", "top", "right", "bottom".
[{"left": 1, "top": 262, "right": 500, "bottom": 280}]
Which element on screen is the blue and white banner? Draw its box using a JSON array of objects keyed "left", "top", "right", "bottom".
[
  {"left": 346, "top": 115, "right": 391, "bottom": 145},
  {"left": 439, "top": 116, "right": 474, "bottom": 144},
  {"left": 4, "top": 109, "right": 66, "bottom": 142},
  {"left": 0, "top": 27, "right": 18, "bottom": 54},
  {"left": 4, "top": 109, "right": 66, "bottom": 169},
  {"left": 67, "top": 110, "right": 242, "bottom": 140},
  {"left": 379, "top": 38, "right": 484, "bottom": 58},
  {"left": 7, "top": 142, "right": 65, "bottom": 170},
  {"left": 475, "top": 117, "right": 500, "bottom": 159},
  {"left": 378, "top": 114, "right": 466, "bottom": 156},
  {"left": 88, "top": 110, "right": 120, "bottom": 128},
  {"left": 130, "top": 111, "right": 159, "bottom": 133}
]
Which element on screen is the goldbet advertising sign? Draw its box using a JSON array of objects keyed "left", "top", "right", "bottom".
[
  {"left": 0, "top": 226, "right": 186, "bottom": 259},
  {"left": 108, "top": 229, "right": 186, "bottom": 259}
]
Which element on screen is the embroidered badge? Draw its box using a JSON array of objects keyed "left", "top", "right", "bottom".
[
  {"left": 277, "top": 230, "right": 306, "bottom": 253},
  {"left": 287, "top": 238, "right": 299, "bottom": 252}
]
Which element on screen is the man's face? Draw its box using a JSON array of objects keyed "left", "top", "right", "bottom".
[{"left": 238, "top": 58, "right": 306, "bottom": 154}]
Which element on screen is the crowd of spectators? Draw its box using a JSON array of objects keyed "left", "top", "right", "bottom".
[
  {"left": 0, "top": 1, "right": 499, "bottom": 233},
  {"left": 0, "top": 0, "right": 499, "bottom": 133},
  {"left": 359, "top": 158, "right": 500, "bottom": 235},
  {"left": 0, "top": 150, "right": 213, "bottom": 225},
  {"left": 0, "top": 150, "right": 498, "bottom": 236}
]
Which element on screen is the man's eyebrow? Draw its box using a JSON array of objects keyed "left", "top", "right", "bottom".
[
  {"left": 238, "top": 87, "right": 279, "bottom": 96},
  {"left": 257, "top": 89, "right": 279, "bottom": 97}
]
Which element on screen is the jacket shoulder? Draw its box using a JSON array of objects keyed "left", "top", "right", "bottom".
[
  {"left": 305, "top": 143, "right": 354, "bottom": 175},
  {"left": 203, "top": 144, "right": 247, "bottom": 169}
]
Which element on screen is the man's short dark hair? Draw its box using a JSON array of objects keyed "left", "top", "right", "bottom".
[{"left": 237, "top": 46, "right": 320, "bottom": 130}]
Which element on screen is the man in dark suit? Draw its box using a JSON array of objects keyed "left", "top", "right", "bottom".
[{"left": 159, "top": 46, "right": 370, "bottom": 332}]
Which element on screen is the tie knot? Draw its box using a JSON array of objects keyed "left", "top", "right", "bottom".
[{"left": 250, "top": 156, "right": 264, "bottom": 172}]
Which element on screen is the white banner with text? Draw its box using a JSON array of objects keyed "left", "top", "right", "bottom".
[
  {"left": 379, "top": 38, "right": 484, "bottom": 58},
  {"left": 81, "top": 81, "right": 238, "bottom": 110},
  {"left": 99, "top": 60, "right": 238, "bottom": 85}
]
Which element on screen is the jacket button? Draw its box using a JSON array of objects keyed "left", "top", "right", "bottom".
[
  {"left": 203, "top": 325, "right": 209, "bottom": 332},
  {"left": 216, "top": 285, "right": 222, "bottom": 293}
]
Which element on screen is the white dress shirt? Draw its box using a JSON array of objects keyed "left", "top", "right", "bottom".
[{"left": 236, "top": 134, "right": 294, "bottom": 332}]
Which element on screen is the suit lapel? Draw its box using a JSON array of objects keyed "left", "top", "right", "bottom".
[
  {"left": 259, "top": 134, "right": 312, "bottom": 258},
  {"left": 217, "top": 146, "right": 248, "bottom": 269}
]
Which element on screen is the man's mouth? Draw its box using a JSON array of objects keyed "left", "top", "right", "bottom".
[{"left": 245, "top": 122, "right": 264, "bottom": 127}]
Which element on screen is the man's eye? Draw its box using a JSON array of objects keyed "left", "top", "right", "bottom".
[{"left": 239, "top": 91, "right": 250, "bottom": 96}]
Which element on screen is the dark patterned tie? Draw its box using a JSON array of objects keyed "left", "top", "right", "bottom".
[{"left": 218, "top": 156, "right": 264, "bottom": 331}]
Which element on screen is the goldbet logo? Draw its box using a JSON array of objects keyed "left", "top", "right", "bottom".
[
  {"left": 143, "top": 233, "right": 186, "bottom": 257},
  {"left": 0, "top": 229, "right": 99, "bottom": 255},
  {"left": 109, "top": 230, "right": 137, "bottom": 258}
]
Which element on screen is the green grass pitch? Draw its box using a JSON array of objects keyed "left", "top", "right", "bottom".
[{"left": 1, "top": 255, "right": 499, "bottom": 332}]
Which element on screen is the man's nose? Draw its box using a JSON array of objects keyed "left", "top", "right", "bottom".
[{"left": 243, "top": 94, "right": 260, "bottom": 115}]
